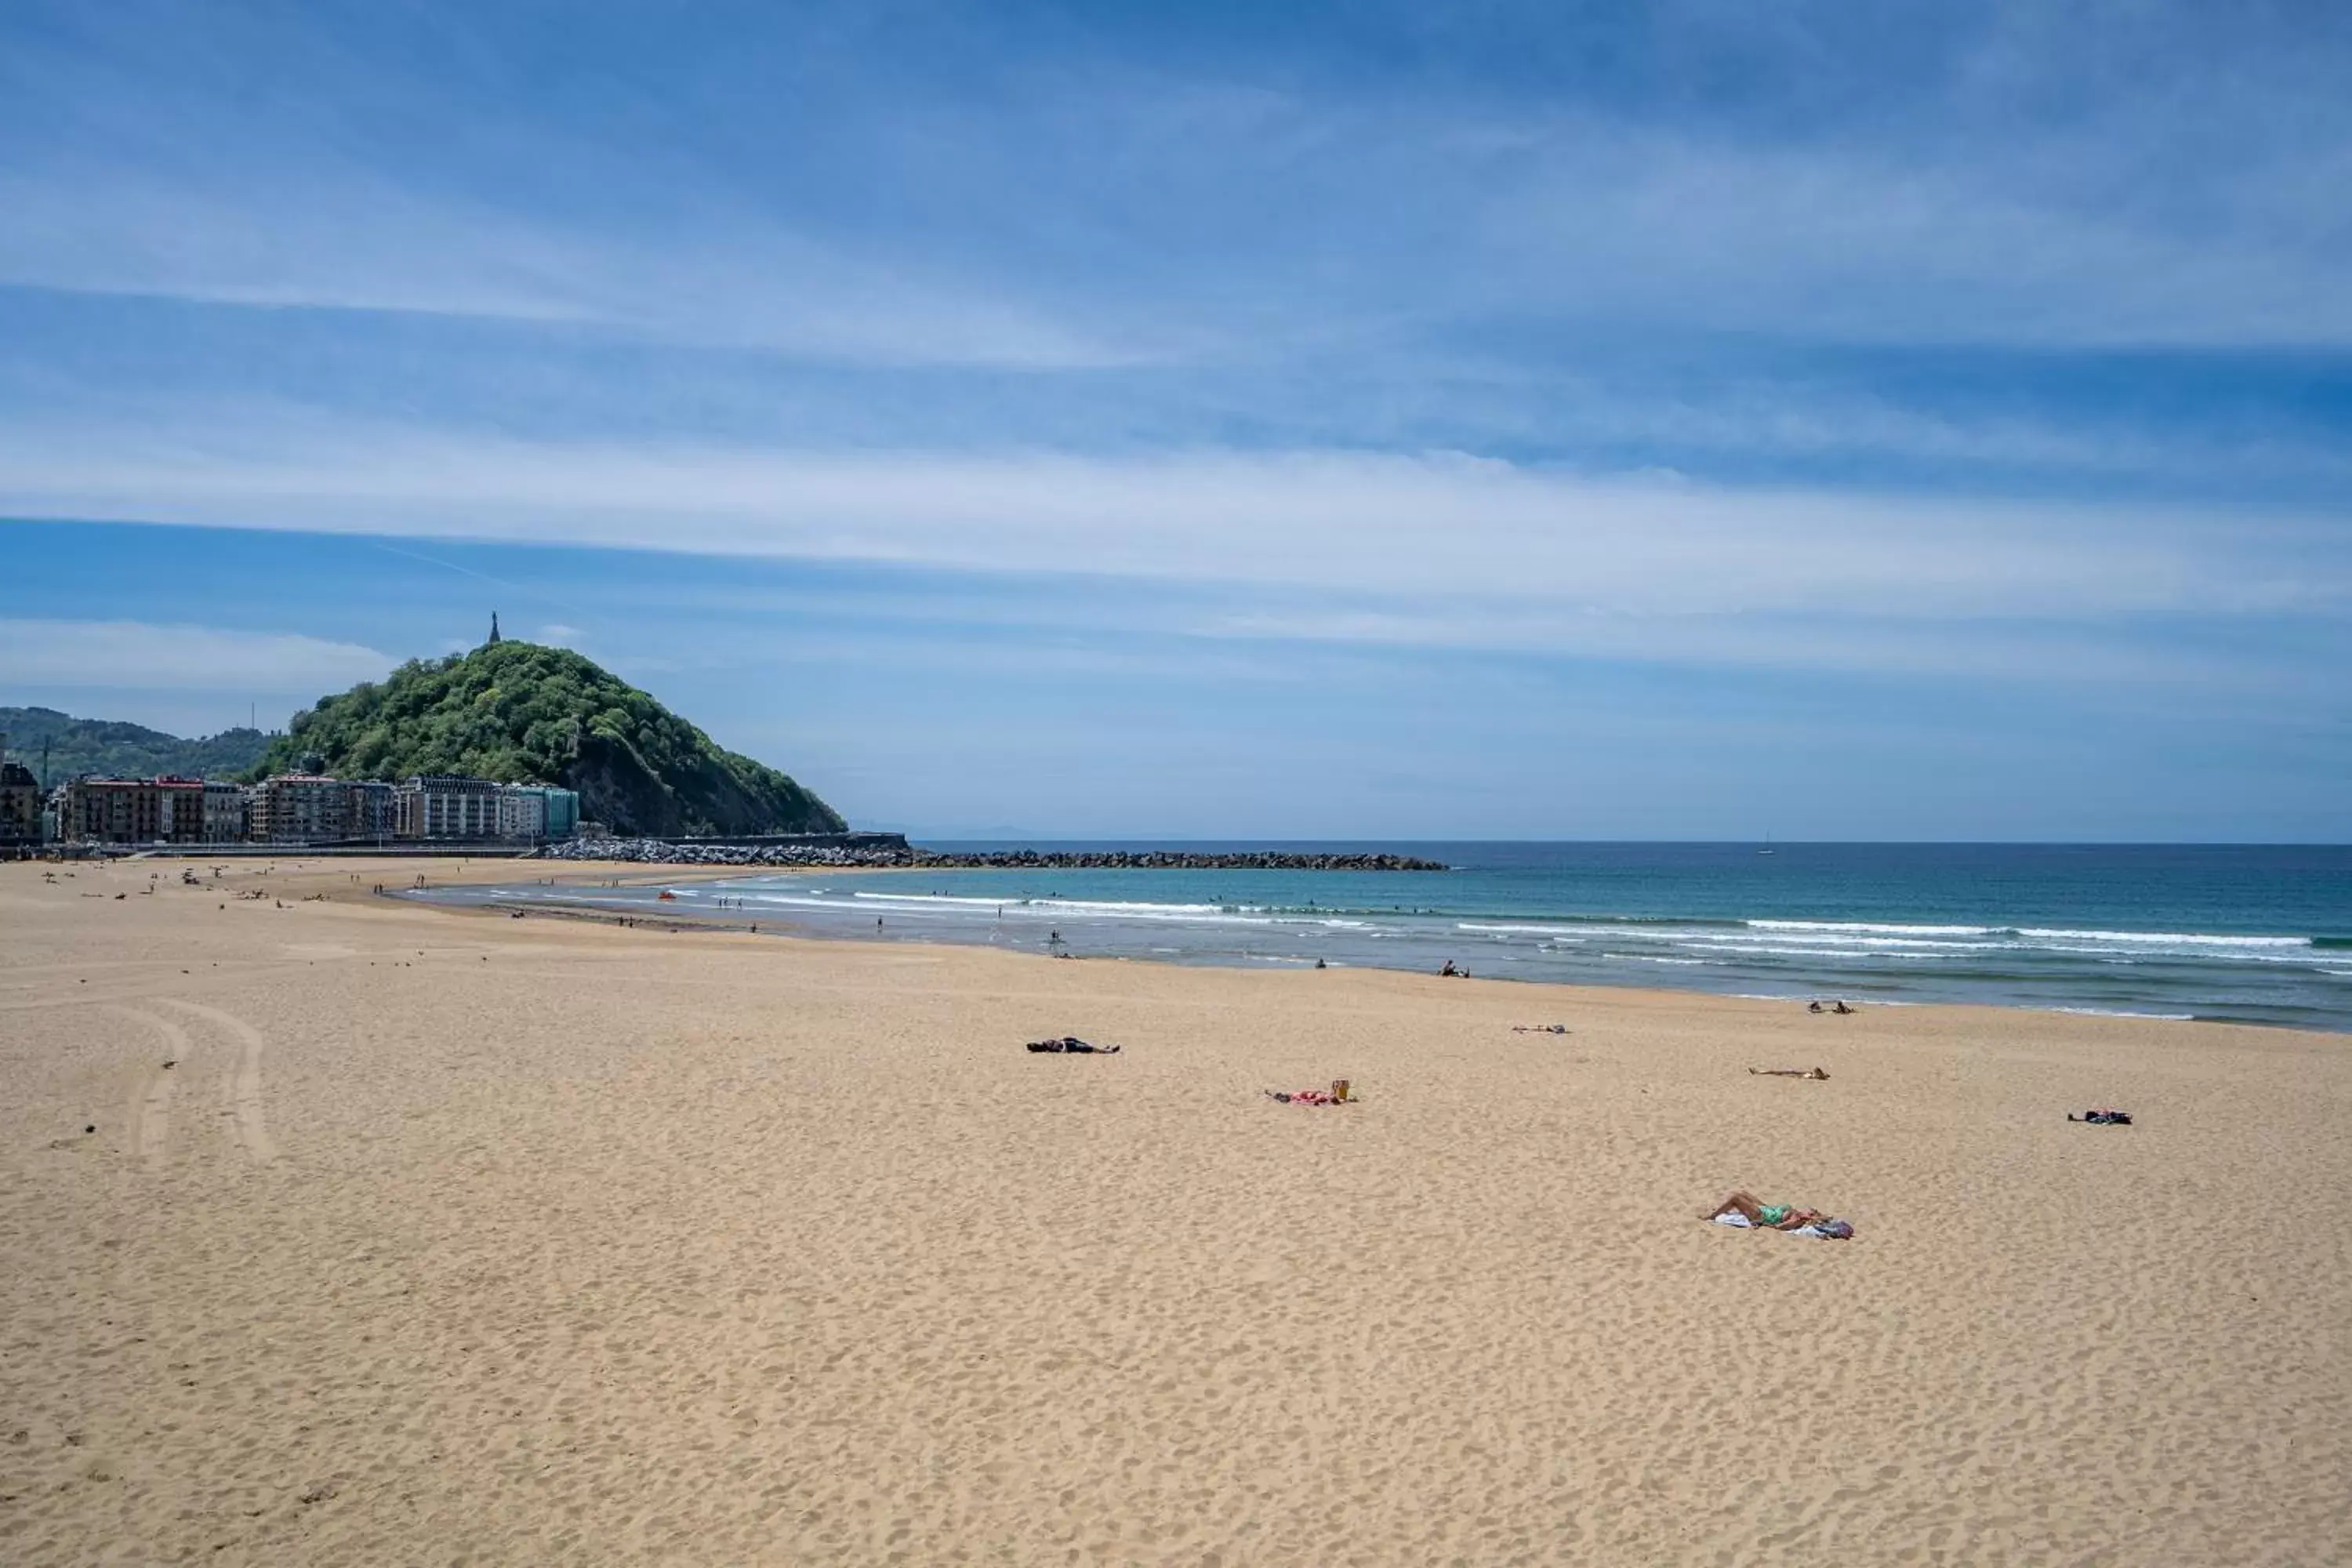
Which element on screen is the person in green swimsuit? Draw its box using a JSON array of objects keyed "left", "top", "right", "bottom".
[{"left": 1704, "top": 1191, "right": 1828, "bottom": 1230}]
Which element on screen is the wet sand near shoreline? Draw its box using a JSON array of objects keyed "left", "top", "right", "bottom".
[{"left": 2, "top": 855, "right": 2347, "bottom": 1565}]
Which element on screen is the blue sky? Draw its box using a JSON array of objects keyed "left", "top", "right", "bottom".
[{"left": 2, "top": 2, "right": 2347, "bottom": 838}]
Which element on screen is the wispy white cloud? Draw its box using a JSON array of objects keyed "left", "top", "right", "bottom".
[
  {"left": 2, "top": 423, "right": 2337, "bottom": 622},
  {"left": 1448, "top": 124, "right": 2352, "bottom": 350},
  {"left": 3, "top": 418, "right": 2345, "bottom": 714},
  {"left": 6, "top": 3, "right": 2350, "bottom": 366},
  {"left": 0, "top": 168, "right": 1152, "bottom": 369},
  {"left": 0, "top": 618, "right": 394, "bottom": 691}
]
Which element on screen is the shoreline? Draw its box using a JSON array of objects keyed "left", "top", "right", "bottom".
[
  {"left": 19, "top": 851, "right": 2332, "bottom": 1046},
  {"left": 395, "top": 865, "right": 2352, "bottom": 1039}
]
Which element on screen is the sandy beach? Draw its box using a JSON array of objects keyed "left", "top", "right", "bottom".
[{"left": 2, "top": 855, "right": 2347, "bottom": 1566}]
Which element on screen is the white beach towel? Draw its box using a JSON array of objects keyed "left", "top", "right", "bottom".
[{"left": 1712, "top": 1211, "right": 1835, "bottom": 1238}]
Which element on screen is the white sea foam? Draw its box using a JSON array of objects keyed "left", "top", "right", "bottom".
[
  {"left": 1747, "top": 920, "right": 1996, "bottom": 937},
  {"left": 850, "top": 890, "right": 1229, "bottom": 916},
  {"left": 1696, "top": 945, "right": 1929, "bottom": 961},
  {"left": 2013, "top": 927, "right": 2307, "bottom": 948},
  {"left": 1748, "top": 918, "right": 2310, "bottom": 951},
  {"left": 1460, "top": 920, "right": 1707, "bottom": 941},
  {"left": 2037, "top": 943, "right": 2320, "bottom": 965},
  {"left": 2043, "top": 1006, "right": 2195, "bottom": 1021},
  {"left": 1691, "top": 933, "right": 1996, "bottom": 953}
]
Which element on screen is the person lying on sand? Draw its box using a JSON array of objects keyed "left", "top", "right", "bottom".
[
  {"left": 1749, "top": 1066, "right": 1829, "bottom": 1079},
  {"left": 1025, "top": 1036, "right": 1120, "bottom": 1054},
  {"left": 1512, "top": 1023, "right": 1570, "bottom": 1034},
  {"left": 1265, "top": 1083, "right": 1352, "bottom": 1105},
  {"left": 1705, "top": 1191, "right": 1831, "bottom": 1230}
]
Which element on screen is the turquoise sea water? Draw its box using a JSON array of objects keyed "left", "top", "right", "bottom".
[{"left": 442, "top": 843, "right": 2352, "bottom": 1032}]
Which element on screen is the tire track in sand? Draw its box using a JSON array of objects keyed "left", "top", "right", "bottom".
[
  {"left": 162, "top": 999, "right": 279, "bottom": 1163},
  {"left": 109, "top": 1004, "right": 192, "bottom": 1170}
]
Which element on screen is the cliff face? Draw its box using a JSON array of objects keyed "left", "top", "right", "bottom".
[
  {"left": 250, "top": 642, "right": 844, "bottom": 836},
  {"left": 564, "top": 729, "right": 841, "bottom": 838}
]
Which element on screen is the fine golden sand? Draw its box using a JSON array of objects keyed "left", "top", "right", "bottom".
[{"left": 3, "top": 855, "right": 2347, "bottom": 1566}]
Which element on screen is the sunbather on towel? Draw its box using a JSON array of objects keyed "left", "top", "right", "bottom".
[
  {"left": 1025, "top": 1036, "right": 1120, "bottom": 1053},
  {"left": 1749, "top": 1066, "right": 1829, "bottom": 1079},
  {"left": 1265, "top": 1088, "right": 1340, "bottom": 1105},
  {"left": 1705, "top": 1190, "right": 1828, "bottom": 1230}
]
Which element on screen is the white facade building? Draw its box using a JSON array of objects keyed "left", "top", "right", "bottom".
[{"left": 496, "top": 786, "right": 547, "bottom": 840}]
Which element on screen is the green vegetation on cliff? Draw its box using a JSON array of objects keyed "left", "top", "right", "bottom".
[
  {"left": 0, "top": 706, "right": 269, "bottom": 784},
  {"left": 249, "top": 642, "right": 844, "bottom": 837}
]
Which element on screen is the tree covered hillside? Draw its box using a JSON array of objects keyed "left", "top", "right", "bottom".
[
  {"left": 249, "top": 642, "right": 844, "bottom": 837},
  {"left": 0, "top": 706, "right": 270, "bottom": 783}
]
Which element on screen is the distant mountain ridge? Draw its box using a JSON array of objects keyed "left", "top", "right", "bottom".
[
  {"left": 249, "top": 641, "right": 844, "bottom": 837},
  {"left": 0, "top": 706, "right": 270, "bottom": 784}
]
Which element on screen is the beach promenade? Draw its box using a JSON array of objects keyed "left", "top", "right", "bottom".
[{"left": 2, "top": 855, "right": 2346, "bottom": 1565}]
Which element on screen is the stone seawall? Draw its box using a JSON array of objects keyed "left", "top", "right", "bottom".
[{"left": 536, "top": 838, "right": 1451, "bottom": 872}]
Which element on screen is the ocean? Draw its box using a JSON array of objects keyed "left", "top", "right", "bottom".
[{"left": 438, "top": 843, "right": 2352, "bottom": 1033}]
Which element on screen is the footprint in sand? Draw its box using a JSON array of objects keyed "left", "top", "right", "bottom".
[
  {"left": 107, "top": 1005, "right": 191, "bottom": 1171},
  {"left": 161, "top": 1000, "right": 279, "bottom": 1163}
]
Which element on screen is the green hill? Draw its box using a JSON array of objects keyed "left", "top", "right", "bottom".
[
  {"left": 249, "top": 641, "right": 844, "bottom": 837},
  {"left": 0, "top": 706, "right": 270, "bottom": 784}
]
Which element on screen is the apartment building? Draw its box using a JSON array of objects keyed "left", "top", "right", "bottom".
[
  {"left": 394, "top": 775, "right": 503, "bottom": 840},
  {"left": 201, "top": 781, "right": 248, "bottom": 844},
  {"left": 0, "top": 760, "right": 39, "bottom": 846},
  {"left": 492, "top": 785, "right": 582, "bottom": 840},
  {"left": 52, "top": 775, "right": 236, "bottom": 844},
  {"left": 155, "top": 778, "right": 206, "bottom": 842},
  {"left": 496, "top": 786, "right": 546, "bottom": 840},
  {"left": 349, "top": 780, "right": 397, "bottom": 840},
  {"left": 251, "top": 774, "right": 353, "bottom": 843},
  {"left": 60, "top": 779, "right": 161, "bottom": 843},
  {"left": 537, "top": 786, "right": 581, "bottom": 838}
]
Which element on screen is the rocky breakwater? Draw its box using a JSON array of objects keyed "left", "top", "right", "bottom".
[
  {"left": 539, "top": 837, "right": 909, "bottom": 867},
  {"left": 537, "top": 838, "right": 1450, "bottom": 871},
  {"left": 918, "top": 848, "right": 1451, "bottom": 871}
]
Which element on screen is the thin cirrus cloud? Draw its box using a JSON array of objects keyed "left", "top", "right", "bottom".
[
  {"left": 0, "top": 619, "right": 394, "bottom": 692},
  {"left": 5, "top": 5, "right": 2351, "bottom": 365},
  {"left": 0, "top": 170, "right": 1147, "bottom": 372},
  {"left": 2, "top": 426, "right": 2344, "bottom": 654}
]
